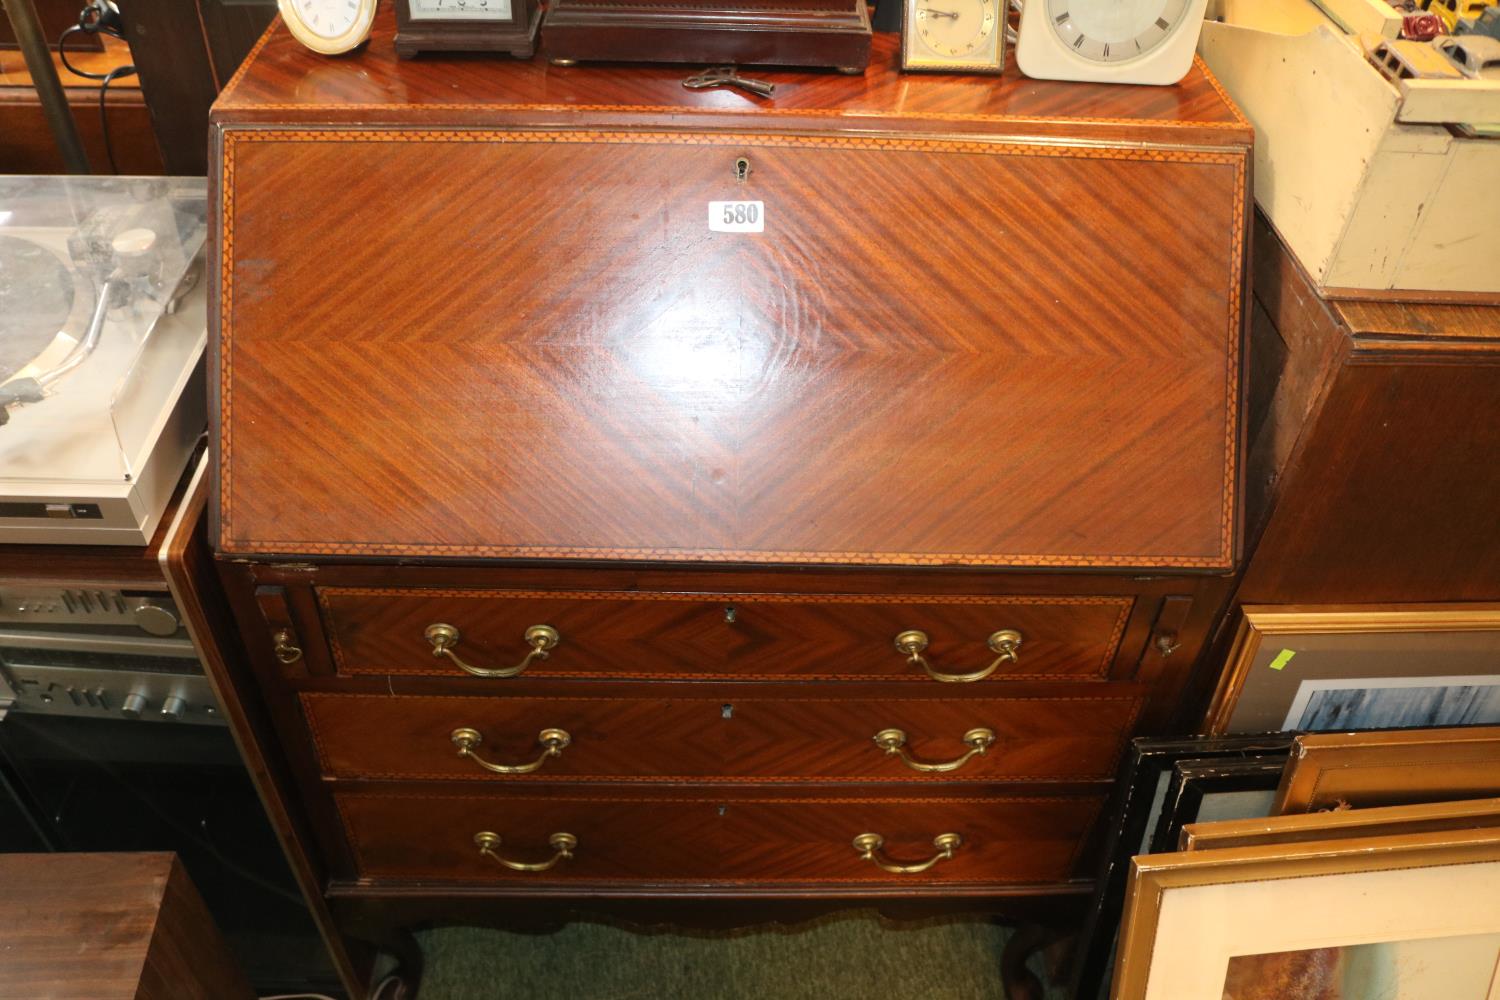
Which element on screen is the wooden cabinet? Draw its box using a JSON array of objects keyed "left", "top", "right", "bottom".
[
  {"left": 208, "top": 11, "right": 1250, "bottom": 996},
  {"left": 0, "top": 853, "right": 254, "bottom": 1000},
  {"left": 1188, "top": 213, "right": 1500, "bottom": 727}
]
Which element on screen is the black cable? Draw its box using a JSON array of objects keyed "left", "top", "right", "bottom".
[
  {"left": 58, "top": 24, "right": 111, "bottom": 80},
  {"left": 97, "top": 63, "right": 135, "bottom": 174},
  {"left": 57, "top": 6, "right": 134, "bottom": 175}
]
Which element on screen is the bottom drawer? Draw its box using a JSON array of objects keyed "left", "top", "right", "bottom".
[{"left": 336, "top": 789, "right": 1104, "bottom": 888}]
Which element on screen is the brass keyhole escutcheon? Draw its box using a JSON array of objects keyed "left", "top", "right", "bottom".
[{"left": 735, "top": 157, "right": 750, "bottom": 182}]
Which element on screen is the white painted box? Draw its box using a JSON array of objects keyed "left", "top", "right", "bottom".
[{"left": 1200, "top": 0, "right": 1500, "bottom": 301}]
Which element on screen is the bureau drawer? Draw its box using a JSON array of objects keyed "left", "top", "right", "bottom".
[
  {"left": 316, "top": 588, "right": 1132, "bottom": 681},
  {"left": 335, "top": 789, "right": 1104, "bottom": 886},
  {"left": 302, "top": 686, "right": 1144, "bottom": 783}
]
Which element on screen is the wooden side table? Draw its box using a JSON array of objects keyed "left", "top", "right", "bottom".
[{"left": 0, "top": 853, "right": 256, "bottom": 1000}]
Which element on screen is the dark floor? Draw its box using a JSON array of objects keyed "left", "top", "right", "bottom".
[{"left": 415, "top": 911, "right": 1064, "bottom": 999}]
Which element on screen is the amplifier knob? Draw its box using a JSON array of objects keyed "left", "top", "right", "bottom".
[
  {"left": 159, "top": 695, "right": 188, "bottom": 722},
  {"left": 121, "top": 692, "right": 149, "bottom": 718},
  {"left": 132, "top": 602, "right": 180, "bottom": 636}
]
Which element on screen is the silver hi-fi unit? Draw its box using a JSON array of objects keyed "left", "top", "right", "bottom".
[
  {"left": 0, "top": 176, "right": 207, "bottom": 545},
  {"left": 0, "top": 583, "right": 222, "bottom": 726}
]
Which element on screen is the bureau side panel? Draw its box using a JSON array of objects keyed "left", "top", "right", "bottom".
[{"left": 218, "top": 129, "right": 1244, "bottom": 568}]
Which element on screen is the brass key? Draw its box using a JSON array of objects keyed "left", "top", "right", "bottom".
[{"left": 683, "top": 66, "right": 777, "bottom": 99}]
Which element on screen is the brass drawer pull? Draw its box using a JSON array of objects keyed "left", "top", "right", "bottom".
[
  {"left": 272, "top": 629, "right": 303, "bottom": 664},
  {"left": 894, "top": 629, "right": 1022, "bottom": 683},
  {"left": 873, "top": 727, "right": 995, "bottom": 773},
  {"left": 474, "top": 831, "right": 577, "bottom": 873},
  {"left": 852, "top": 832, "right": 962, "bottom": 874},
  {"left": 451, "top": 727, "right": 571, "bottom": 774},
  {"left": 424, "top": 623, "right": 560, "bottom": 678}
]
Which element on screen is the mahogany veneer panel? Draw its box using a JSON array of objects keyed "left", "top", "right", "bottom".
[
  {"left": 302, "top": 686, "right": 1144, "bottom": 783},
  {"left": 218, "top": 130, "right": 1243, "bottom": 567},
  {"left": 336, "top": 789, "right": 1103, "bottom": 885},
  {"left": 0, "top": 853, "right": 254, "bottom": 1000},
  {"left": 317, "top": 589, "right": 1133, "bottom": 680},
  {"left": 213, "top": 18, "right": 1248, "bottom": 144}
]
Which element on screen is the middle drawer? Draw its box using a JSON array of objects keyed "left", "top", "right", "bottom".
[{"left": 302, "top": 687, "right": 1144, "bottom": 783}]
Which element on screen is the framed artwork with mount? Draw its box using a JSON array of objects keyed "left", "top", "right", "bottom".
[{"left": 1204, "top": 605, "right": 1500, "bottom": 735}]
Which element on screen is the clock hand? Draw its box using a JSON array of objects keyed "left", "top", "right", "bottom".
[{"left": 921, "top": 8, "right": 960, "bottom": 18}]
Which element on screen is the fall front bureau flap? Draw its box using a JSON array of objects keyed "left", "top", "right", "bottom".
[{"left": 211, "top": 71, "right": 1249, "bottom": 569}]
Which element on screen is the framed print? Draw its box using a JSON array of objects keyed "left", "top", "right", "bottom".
[
  {"left": 1064, "top": 735, "right": 1291, "bottom": 1000},
  {"left": 1203, "top": 604, "right": 1500, "bottom": 734},
  {"left": 1181, "top": 796, "right": 1500, "bottom": 851},
  {"left": 1113, "top": 826, "right": 1500, "bottom": 1000},
  {"left": 1273, "top": 726, "right": 1500, "bottom": 813},
  {"left": 1148, "top": 755, "right": 1288, "bottom": 855}
]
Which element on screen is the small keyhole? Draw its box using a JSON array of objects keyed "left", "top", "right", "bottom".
[
  {"left": 734, "top": 157, "right": 750, "bottom": 182},
  {"left": 724, "top": 606, "right": 736, "bottom": 624},
  {"left": 722, "top": 704, "right": 733, "bottom": 719},
  {"left": 718, "top": 805, "right": 728, "bottom": 816}
]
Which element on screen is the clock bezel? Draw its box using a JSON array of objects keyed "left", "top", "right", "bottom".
[
  {"left": 900, "top": 0, "right": 1006, "bottom": 75},
  {"left": 1014, "top": 0, "right": 1209, "bottom": 85},
  {"left": 275, "top": 0, "right": 378, "bottom": 55}
]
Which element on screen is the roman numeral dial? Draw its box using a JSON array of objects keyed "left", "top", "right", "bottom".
[{"left": 1045, "top": 0, "right": 1190, "bottom": 63}]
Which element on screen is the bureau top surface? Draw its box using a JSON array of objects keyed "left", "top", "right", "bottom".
[{"left": 213, "top": 10, "right": 1249, "bottom": 144}]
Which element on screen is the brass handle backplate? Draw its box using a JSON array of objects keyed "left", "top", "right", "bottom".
[
  {"left": 425, "top": 623, "right": 559, "bottom": 678},
  {"left": 852, "top": 832, "right": 962, "bottom": 874},
  {"left": 451, "top": 727, "right": 571, "bottom": 774},
  {"left": 474, "top": 831, "right": 577, "bottom": 872},
  {"left": 874, "top": 727, "right": 995, "bottom": 773},
  {"left": 894, "top": 629, "right": 1022, "bottom": 683},
  {"left": 272, "top": 629, "right": 303, "bottom": 664}
]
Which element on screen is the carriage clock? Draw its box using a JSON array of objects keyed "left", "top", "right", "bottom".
[{"left": 394, "top": 0, "right": 543, "bottom": 59}]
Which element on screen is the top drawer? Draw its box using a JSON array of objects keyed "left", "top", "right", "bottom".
[
  {"left": 317, "top": 588, "right": 1132, "bottom": 681},
  {"left": 216, "top": 130, "right": 1245, "bottom": 569}
]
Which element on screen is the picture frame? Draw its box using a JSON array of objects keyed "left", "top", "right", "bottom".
[
  {"left": 1273, "top": 726, "right": 1500, "bottom": 813},
  {"left": 1180, "top": 796, "right": 1500, "bottom": 851},
  {"left": 1113, "top": 826, "right": 1500, "bottom": 1000},
  {"left": 1064, "top": 735, "right": 1292, "bottom": 1000},
  {"left": 1203, "top": 604, "right": 1500, "bottom": 734},
  {"left": 1148, "top": 755, "right": 1289, "bottom": 855}
]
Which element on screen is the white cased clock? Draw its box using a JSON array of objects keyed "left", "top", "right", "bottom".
[
  {"left": 1016, "top": 0, "right": 1210, "bottom": 86},
  {"left": 276, "top": 0, "right": 377, "bottom": 54}
]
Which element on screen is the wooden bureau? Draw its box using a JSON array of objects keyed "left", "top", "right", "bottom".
[{"left": 208, "top": 13, "right": 1251, "bottom": 995}]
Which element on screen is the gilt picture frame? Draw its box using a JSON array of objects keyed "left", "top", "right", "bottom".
[
  {"left": 1272, "top": 726, "right": 1500, "bottom": 813},
  {"left": 1203, "top": 605, "right": 1500, "bottom": 735},
  {"left": 1113, "top": 827, "right": 1500, "bottom": 1000},
  {"left": 1180, "top": 796, "right": 1500, "bottom": 852}
]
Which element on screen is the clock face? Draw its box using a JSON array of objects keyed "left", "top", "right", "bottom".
[
  {"left": 1046, "top": 0, "right": 1192, "bottom": 63},
  {"left": 914, "top": 0, "right": 998, "bottom": 60},
  {"left": 409, "top": 0, "right": 514, "bottom": 20},
  {"left": 277, "top": 0, "right": 376, "bottom": 53}
]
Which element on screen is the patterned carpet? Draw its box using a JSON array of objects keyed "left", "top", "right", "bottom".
[{"left": 416, "top": 912, "right": 1057, "bottom": 999}]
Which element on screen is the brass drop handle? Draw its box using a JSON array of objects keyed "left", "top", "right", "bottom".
[
  {"left": 272, "top": 629, "right": 303, "bottom": 664},
  {"left": 852, "top": 832, "right": 962, "bottom": 874},
  {"left": 873, "top": 727, "right": 995, "bottom": 773},
  {"left": 474, "top": 831, "right": 577, "bottom": 872},
  {"left": 424, "top": 623, "right": 560, "bottom": 678},
  {"left": 451, "top": 727, "right": 571, "bottom": 774},
  {"left": 894, "top": 629, "right": 1022, "bottom": 683}
]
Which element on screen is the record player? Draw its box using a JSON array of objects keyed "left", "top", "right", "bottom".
[{"left": 0, "top": 176, "right": 207, "bottom": 546}]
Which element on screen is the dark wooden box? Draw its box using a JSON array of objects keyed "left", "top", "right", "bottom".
[{"left": 541, "top": 0, "right": 873, "bottom": 72}]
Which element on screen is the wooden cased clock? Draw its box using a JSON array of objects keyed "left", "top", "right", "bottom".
[{"left": 394, "top": 0, "right": 541, "bottom": 58}]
